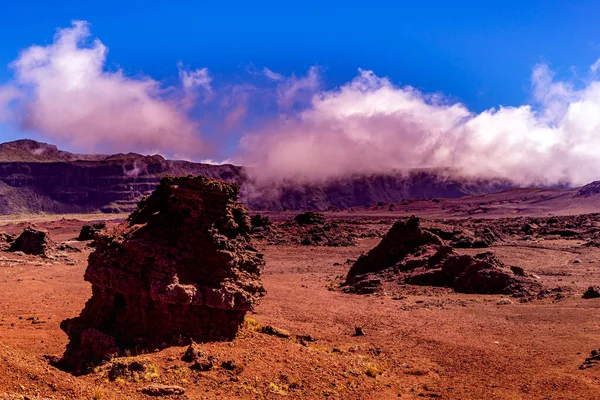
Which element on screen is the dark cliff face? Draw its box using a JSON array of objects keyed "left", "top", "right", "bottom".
[
  {"left": 0, "top": 156, "right": 243, "bottom": 213},
  {"left": 0, "top": 139, "right": 514, "bottom": 213}
]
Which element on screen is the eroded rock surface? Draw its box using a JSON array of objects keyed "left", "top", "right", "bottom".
[
  {"left": 9, "top": 226, "right": 53, "bottom": 256},
  {"left": 58, "top": 175, "right": 265, "bottom": 374},
  {"left": 344, "top": 216, "right": 543, "bottom": 296}
]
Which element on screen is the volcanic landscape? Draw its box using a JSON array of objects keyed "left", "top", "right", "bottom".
[{"left": 0, "top": 140, "right": 600, "bottom": 399}]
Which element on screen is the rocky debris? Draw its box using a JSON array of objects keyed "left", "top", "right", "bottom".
[
  {"left": 344, "top": 217, "right": 543, "bottom": 297},
  {"left": 76, "top": 223, "right": 106, "bottom": 241},
  {"left": 8, "top": 226, "right": 54, "bottom": 256},
  {"left": 260, "top": 325, "right": 291, "bottom": 338},
  {"left": 181, "top": 343, "right": 216, "bottom": 371},
  {"left": 141, "top": 384, "right": 185, "bottom": 396},
  {"left": 580, "top": 348, "right": 600, "bottom": 369},
  {"left": 582, "top": 286, "right": 600, "bottom": 299},
  {"left": 423, "top": 222, "right": 503, "bottom": 248},
  {"left": 294, "top": 212, "right": 326, "bottom": 225},
  {"left": 254, "top": 218, "right": 377, "bottom": 247},
  {"left": 101, "top": 357, "right": 158, "bottom": 382},
  {"left": 58, "top": 175, "right": 265, "bottom": 374},
  {"left": 250, "top": 214, "right": 272, "bottom": 230},
  {"left": 0, "top": 232, "right": 15, "bottom": 251},
  {"left": 221, "top": 360, "right": 244, "bottom": 373}
]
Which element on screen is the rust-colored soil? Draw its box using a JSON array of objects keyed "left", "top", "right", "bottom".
[{"left": 1, "top": 213, "right": 600, "bottom": 399}]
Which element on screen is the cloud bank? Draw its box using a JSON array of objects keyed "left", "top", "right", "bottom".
[
  {"left": 0, "top": 21, "right": 207, "bottom": 157},
  {"left": 241, "top": 66, "right": 600, "bottom": 186}
]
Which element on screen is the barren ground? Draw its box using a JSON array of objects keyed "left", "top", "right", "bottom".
[{"left": 1, "top": 205, "right": 600, "bottom": 399}]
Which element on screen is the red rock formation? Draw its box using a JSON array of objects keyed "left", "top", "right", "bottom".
[
  {"left": 9, "top": 226, "right": 53, "bottom": 256},
  {"left": 59, "top": 176, "right": 265, "bottom": 374},
  {"left": 344, "top": 216, "right": 542, "bottom": 296}
]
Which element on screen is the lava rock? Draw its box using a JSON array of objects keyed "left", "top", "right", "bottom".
[
  {"left": 9, "top": 226, "right": 54, "bottom": 256},
  {"left": 58, "top": 176, "right": 265, "bottom": 374},
  {"left": 76, "top": 223, "right": 106, "bottom": 241},
  {"left": 583, "top": 286, "right": 600, "bottom": 299},
  {"left": 294, "top": 212, "right": 326, "bottom": 226},
  {"left": 344, "top": 216, "right": 543, "bottom": 296}
]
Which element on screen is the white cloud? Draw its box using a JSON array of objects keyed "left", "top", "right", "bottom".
[
  {"left": 178, "top": 62, "right": 212, "bottom": 93},
  {"left": 591, "top": 58, "right": 600, "bottom": 73},
  {"left": 263, "top": 67, "right": 284, "bottom": 81},
  {"left": 0, "top": 20, "right": 206, "bottom": 157},
  {"left": 241, "top": 63, "right": 600, "bottom": 186}
]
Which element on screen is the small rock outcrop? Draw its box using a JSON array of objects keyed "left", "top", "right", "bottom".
[
  {"left": 58, "top": 176, "right": 265, "bottom": 374},
  {"left": 344, "top": 216, "right": 542, "bottom": 296},
  {"left": 294, "top": 212, "right": 326, "bottom": 225},
  {"left": 583, "top": 286, "right": 600, "bottom": 299},
  {"left": 9, "top": 226, "right": 54, "bottom": 256},
  {"left": 76, "top": 223, "right": 106, "bottom": 241}
]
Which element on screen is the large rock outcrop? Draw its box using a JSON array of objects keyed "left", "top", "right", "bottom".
[
  {"left": 9, "top": 226, "right": 54, "bottom": 256},
  {"left": 58, "top": 175, "right": 265, "bottom": 374},
  {"left": 344, "top": 216, "right": 543, "bottom": 296}
]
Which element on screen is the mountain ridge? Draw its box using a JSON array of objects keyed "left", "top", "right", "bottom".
[{"left": 0, "top": 138, "right": 558, "bottom": 213}]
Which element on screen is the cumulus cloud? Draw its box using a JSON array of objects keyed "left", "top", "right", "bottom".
[
  {"left": 1, "top": 20, "right": 206, "bottom": 157},
  {"left": 240, "top": 65, "right": 600, "bottom": 186}
]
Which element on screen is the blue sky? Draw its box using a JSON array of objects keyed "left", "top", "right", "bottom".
[
  {"left": 1, "top": 0, "right": 600, "bottom": 185},
  {"left": 2, "top": 0, "right": 599, "bottom": 111}
]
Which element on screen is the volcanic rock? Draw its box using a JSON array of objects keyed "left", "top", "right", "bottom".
[
  {"left": 344, "top": 216, "right": 542, "bottom": 296},
  {"left": 58, "top": 175, "right": 265, "bottom": 374},
  {"left": 294, "top": 212, "right": 326, "bottom": 225},
  {"left": 346, "top": 216, "right": 443, "bottom": 281},
  {"left": 76, "top": 223, "right": 106, "bottom": 241},
  {"left": 582, "top": 286, "right": 600, "bottom": 299},
  {"left": 9, "top": 226, "right": 54, "bottom": 256},
  {"left": 0, "top": 232, "right": 15, "bottom": 251}
]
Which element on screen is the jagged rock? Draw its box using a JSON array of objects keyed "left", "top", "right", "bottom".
[
  {"left": 583, "top": 286, "right": 600, "bottom": 299},
  {"left": 294, "top": 212, "right": 326, "bottom": 225},
  {"left": 76, "top": 223, "right": 106, "bottom": 241},
  {"left": 346, "top": 216, "right": 443, "bottom": 282},
  {"left": 58, "top": 176, "right": 265, "bottom": 374},
  {"left": 344, "top": 216, "right": 542, "bottom": 296},
  {"left": 9, "top": 226, "right": 54, "bottom": 256}
]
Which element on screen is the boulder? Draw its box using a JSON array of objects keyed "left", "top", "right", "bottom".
[
  {"left": 294, "top": 212, "right": 326, "bottom": 226},
  {"left": 9, "top": 226, "right": 54, "bottom": 256},
  {"left": 76, "top": 223, "right": 106, "bottom": 241},
  {"left": 58, "top": 176, "right": 265, "bottom": 374},
  {"left": 583, "top": 286, "right": 600, "bottom": 299}
]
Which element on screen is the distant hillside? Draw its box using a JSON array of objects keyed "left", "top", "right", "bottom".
[{"left": 0, "top": 139, "right": 522, "bottom": 213}]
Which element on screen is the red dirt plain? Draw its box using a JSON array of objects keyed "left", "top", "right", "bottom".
[{"left": 1, "top": 194, "right": 600, "bottom": 399}]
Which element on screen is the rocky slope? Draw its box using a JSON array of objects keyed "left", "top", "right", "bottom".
[{"left": 0, "top": 139, "right": 515, "bottom": 213}]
